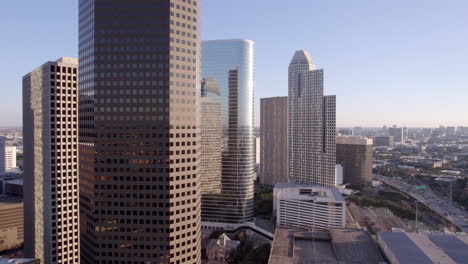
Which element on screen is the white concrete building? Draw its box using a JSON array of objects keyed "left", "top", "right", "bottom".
[
  {"left": 273, "top": 183, "right": 346, "bottom": 231},
  {"left": 288, "top": 50, "right": 336, "bottom": 187},
  {"left": 0, "top": 138, "right": 16, "bottom": 172}
]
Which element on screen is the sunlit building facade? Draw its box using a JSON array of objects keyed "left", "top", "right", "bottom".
[
  {"left": 78, "top": 0, "right": 201, "bottom": 263},
  {"left": 288, "top": 50, "right": 336, "bottom": 187},
  {"left": 200, "top": 39, "right": 255, "bottom": 223}
]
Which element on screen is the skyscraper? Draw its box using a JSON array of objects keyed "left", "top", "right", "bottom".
[
  {"left": 336, "top": 136, "right": 373, "bottom": 186},
  {"left": 0, "top": 138, "right": 16, "bottom": 172},
  {"left": 288, "top": 50, "right": 336, "bottom": 187},
  {"left": 78, "top": 1, "right": 201, "bottom": 263},
  {"left": 23, "top": 57, "right": 79, "bottom": 263},
  {"left": 388, "top": 125, "right": 405, "bottom": 143},
  {"left": 200, "top": 39, "right": 255, "bottom": 224},
  {"left": 260, "top": 96, "right": 288, "bottom": 186}
]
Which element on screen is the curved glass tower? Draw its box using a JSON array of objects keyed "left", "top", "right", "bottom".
[{"left": 200, "top": 39, "right": 255, "bottom": 223}]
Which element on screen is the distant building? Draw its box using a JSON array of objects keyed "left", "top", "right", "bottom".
[
  {"left": 205, "top": 233, "right": 240, "bottom": 262},
  {"left": 338, "top": 128, "right": 354, "bottom": 136},
  {"left": 273, "top": 183, "right": 345, "bottom": 230},
  {"left": 23, "top": 57, "right": 79, "bottom": 263},
  {"left": 269, "top": 228, "right": 383, "bottom": 264},
  {"left": 260, "top": 96, "right": 288, "bottom": 186},
  {"left": 0, "top": 138, "right": 16, "bottom": 172},
  {"left": 446, "top": 126, "right": 457, "bottom": 137},
  {"left": 0, "top": 199, "right": 23, "bottom": 252},
  {"left": 388, "top": 126, "right": 405, "bottom": 143},
  {"left": 336, "top": 136, "right": 373, "bottom": 186},
  {"left": 288, "top": 50, "right": 336, "bottom": 187},
  {"left": 374, "top": 136, "right": 395, "bottom": 147},
  {"left": 378, "top": 232, "right": 468, "bottom": 264}
]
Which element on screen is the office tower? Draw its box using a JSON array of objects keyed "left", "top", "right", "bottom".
[
  {"left": 288, "top": 50, "right": 336, "bottom": 187},
  {"left": 200, "top": 39, "right": 255, "bottom": 223},
  {"left": 200, "top": 98, "right": 222, "bottom": 195},
  {"left": 23, "top": 57, "right": 79, "bottom": 263},
  {"left": 260, "top": 96, "right": 288, "bottom": 186},
  {"left": 388, "top": 125, "right": 405, "bottom": 143},
  {"left": 78, "top": 1, "right": 201, "bottom": 263},
  {"left": 374, "top": 136, "right": 395, "bottom": 147},
  {"left": 336, "top": 136, "right": 373, "bottom": 186},
  {"left": 0, "top": 138, "right": 16, "bottom": 172}
]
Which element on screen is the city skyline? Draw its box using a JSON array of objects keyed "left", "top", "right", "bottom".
[{"left": 1, "top": 0, "right": 467, "bottom": 128}]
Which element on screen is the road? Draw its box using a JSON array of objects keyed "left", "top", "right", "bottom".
[{"left": 375, "top": 175, "right": 468, "bottom": 233}]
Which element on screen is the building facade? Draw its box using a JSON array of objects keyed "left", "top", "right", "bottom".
[
  {"left": 23, "top": 57, "right": 80, "bottom": 263},
  {"left": 0, "top": 200, "right": 23, "bottom": 252},
  {"left": 273, "top": 183, "right": 345, "bottom": 231},
  {"left": 374, "top": 136, "right": 394, "bottom": 147},
  {"left": 336, "top": 136, "right": 373, "bottom": 186},
  {"left": 200, "top": 39, "right": 255, "bottom": 224},
  {"left": 0, "top": 138, "right": 16, "bottom": 173},
  {"left": 288, "top": 50, "right": 336, "bottom": 187},
  {"left": 200, "top": 98, "right": 222, "bottom": 195},
  {"left": 78, "top": 1, "right": 201, "bottom": 263},
  {"left": 388, "top": 126, "right": 406, "bottom": 143},
  {"left": 260, "top": 96, "right": 288, "bottom": 186}
]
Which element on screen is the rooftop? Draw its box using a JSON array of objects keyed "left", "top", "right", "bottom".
[
  {"left": 378, "top": 232, "right": 468, "bottom": 264},
  {"left": 274, "top": 183, "right": 345, "bottom": 203},
  {"left": 269, "top": 228, "right": 383, "bottom": 264},
  {"left": 337, "top": 136, "right": 373, "bottom": 145}
]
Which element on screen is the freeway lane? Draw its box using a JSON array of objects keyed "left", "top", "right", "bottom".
[{"left": 375, "top": 175, "right": 468, "bottom": 233}]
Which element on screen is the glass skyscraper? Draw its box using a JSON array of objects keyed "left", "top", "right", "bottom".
[{"left": 200, "top": 39, "right": 255, "bottom": 223}]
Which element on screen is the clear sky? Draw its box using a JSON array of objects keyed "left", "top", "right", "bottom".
[{"left": 1, "top": 0, "right": 467, "bottom": 127}]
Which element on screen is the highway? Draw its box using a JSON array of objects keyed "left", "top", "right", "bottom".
[{"left": 375, "top": 175, "right": 468, "bottom": 233}]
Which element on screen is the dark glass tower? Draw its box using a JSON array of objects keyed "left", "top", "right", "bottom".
[{"left": 78, "top": 1, "right": 201, "bottom": 263}]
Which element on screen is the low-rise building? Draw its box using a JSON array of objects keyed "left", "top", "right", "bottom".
[
  {"left": 273, "top": 183, "right": 346, "bottom": 230},
  {"left": 0, "top": 199, "right": 24, "bottom": 252}
]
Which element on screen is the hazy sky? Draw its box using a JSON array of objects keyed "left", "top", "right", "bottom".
[{"left": 0, "top": 0, "right": 467, "bottom": 127}]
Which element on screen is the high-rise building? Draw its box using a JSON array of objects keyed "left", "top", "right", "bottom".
[
  {"left": 336, "top": 136, "right": 373, "bottom": 186},
  {"left": 200, "top": 39, "right": 255, "bottom": 224},
  {"left": 23, "top": 57, "right": 79, "bottom": 263},
  {"left": 260, "top": 96, "right": 288, "bottom": 186},
  {"left": 288, "top": 50, "right": 336, "bottom": 187},
  {"left": 0, "top": 138, "right": 16, "bottom": 172},
  {"left": 78, "top": 1, "right": 201, "bottom": 263},
  {"left": 388, "top": 125, "right": 405, "bottom": 143}
]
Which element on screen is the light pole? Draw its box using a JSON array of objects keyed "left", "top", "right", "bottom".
[{"left": 415, "top": 201, "right": 420, "bottom": 233}]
